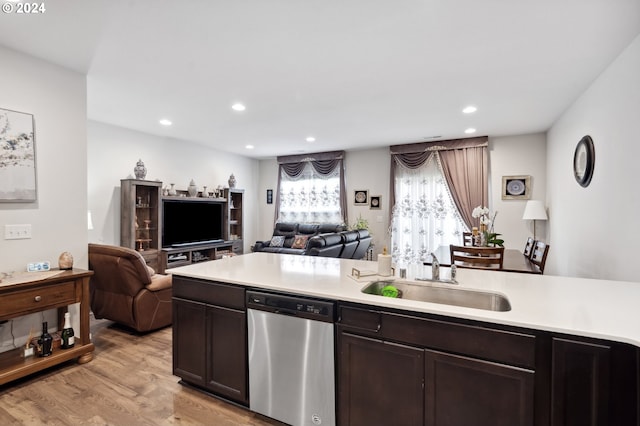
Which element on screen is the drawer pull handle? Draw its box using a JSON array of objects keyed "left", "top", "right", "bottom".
[{"left": 34, "top": 295, "right": 41, "bottom": 302}]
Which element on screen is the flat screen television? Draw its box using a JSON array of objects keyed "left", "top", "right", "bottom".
[{"left": 162, "top": 199, "right": 225, "bottom": 247}]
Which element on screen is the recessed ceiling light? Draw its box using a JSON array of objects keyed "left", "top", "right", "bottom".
[
  {"left": 232, "top": 103, "right": 246, "bottom": 112},
  {"left": 245, "top": 144, "right": 254, "bottom": 150},
  {"left": 462, "top": 106, "right": 477, "bottom": 114},
  {"left": 464, "top": 128, "right": 477, "bottom": 134},
  {"left": 306, "top": 136, "right": 316, "bottom": 143},
  {"left": 159, "top": 119, "right": 172, "bottom": 126}
]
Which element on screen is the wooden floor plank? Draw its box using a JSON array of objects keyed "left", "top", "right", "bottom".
[{"left": 0, "top": 319, "right": 283, "bottom": 425}]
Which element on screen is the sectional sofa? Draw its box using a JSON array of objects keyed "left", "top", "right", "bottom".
[{"left": 252, "top": 222, "right": 372, "bottom": 260}]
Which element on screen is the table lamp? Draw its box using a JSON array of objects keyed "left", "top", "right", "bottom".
[{"left": 522, "top": 200, "right": 547, "bottom": 239}]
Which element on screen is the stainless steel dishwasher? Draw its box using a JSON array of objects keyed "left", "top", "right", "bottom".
[{"left": 247, "top": 290, "right": 336, "bottom": 426}]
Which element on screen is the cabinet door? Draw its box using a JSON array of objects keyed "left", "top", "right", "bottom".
[
  {"left": 338, "top": 331, "right": 424, "bottom": 426},
  {"left": 551, "top": 338, "right": 610, "bottom": 426},
  {"left": 172, "top": 298, "right": 207, "bottom": 386},
  {"left": 425, "top": 350, "right": 534, "bottom": 426},
  {"left": 206, "top": 305, "right": 248, "bottom": 404}
]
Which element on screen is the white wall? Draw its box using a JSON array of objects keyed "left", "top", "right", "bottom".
[
  {"left": 87, "top": 121, "right": 260, "bottom": 254},
  {"left": 0, "top": 46, "right": 87, "bottom": 351},
  {"left": 489, "top": 134, "right": 547, "bottom": 249},
  {"left": 546, "top": 34, "right": 640, "bottom": 281}
]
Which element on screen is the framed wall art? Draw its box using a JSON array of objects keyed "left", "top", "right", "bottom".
[
  {"left": 0, "top": 108, "right": 37, "bottom": 202},
  {"left": 354, "top": 190, "right": 368, "bottom": 205},
  {"left": 501, "top": 175, "right": 531, "bottom": 200},
  {"left": 370, "top": 195, "right": 381, "bottom": 209}
]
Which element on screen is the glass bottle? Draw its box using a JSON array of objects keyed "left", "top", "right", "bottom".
[
  {"left": 61, "top": 312, "right": 75, "bottom": 349},
  {"left": 39, "top": 321, "right": 53, "bottom": 357}
]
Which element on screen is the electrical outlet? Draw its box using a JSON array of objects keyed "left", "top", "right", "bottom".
[{"left": 4, "top": 224, "right": 32, "bottom": 240}]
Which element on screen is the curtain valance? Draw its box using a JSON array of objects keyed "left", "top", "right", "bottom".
[
  {"left": 277, "top": 150, "right": 345, "bottom": 177},
  {"left": 390, "top": 137, "right": 488, "bottom": 156}
]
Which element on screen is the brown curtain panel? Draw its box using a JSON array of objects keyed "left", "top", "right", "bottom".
[
  {"left": 389, "top": 137, "right": 488, "bottom": 230},
  {"left": 274, "top": 150, "right": 347, "bottom": 225}
]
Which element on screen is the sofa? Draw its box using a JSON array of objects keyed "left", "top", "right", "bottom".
[
  {"left": 88, "top": 243, "right": 172, "bottom": 333},
  {"left": 253, "top": 222, "right": 372, "bottom": 259}
]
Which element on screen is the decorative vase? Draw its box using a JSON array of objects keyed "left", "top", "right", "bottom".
[
  {"left": 228, "top": 173, "right": 236, "bottom": 188},
  {"left": 202, "top": 186, "right": 208, "bottom": 198},
  {"left": 188, "top": 179, "right": 198, "bottom": 197},
  {"left": 168, "top": 183, "right": 177, "bottom": 196},
  {"left": 134, "top": 159, "right": 147, "bottom": 180}
]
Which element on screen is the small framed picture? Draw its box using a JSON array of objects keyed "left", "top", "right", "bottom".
[
  {"left": 502, "top": 175, "right": 531, "bottom": 200},
  {"left": 370, "top": 195, "right": 381, "bottom": 209},
  {"left": 354, "top": 190, "right": 368, "bottom": 205}
]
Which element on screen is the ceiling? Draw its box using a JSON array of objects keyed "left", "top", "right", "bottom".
[{"left": 1, "top": 1, "right": 639, "bottom": 159}]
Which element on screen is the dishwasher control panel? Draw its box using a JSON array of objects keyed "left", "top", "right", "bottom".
[{"left": 247, "top": 291, "right": 335, "bottom": 323}]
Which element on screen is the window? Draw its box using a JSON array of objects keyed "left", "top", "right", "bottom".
[
  {"left": 275, "top": 151, "right": 347, "bottom": 225},
  {"left": 390, "top": 153, "right": 467, "bottom": 264},
  {"left": 278, "top": 162, "right": 342, "bottom": 223}
]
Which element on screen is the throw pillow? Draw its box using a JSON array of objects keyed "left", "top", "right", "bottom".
[
  {"left": 291, "top": 235, "right": 310, "bottom": 249},
  {"left": 270, "top": 235, "right": 285, "bottom": 247}
]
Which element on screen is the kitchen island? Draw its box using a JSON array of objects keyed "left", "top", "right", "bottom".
[{"left": 169, "top": 252, "right": 640, "bottom": 426}]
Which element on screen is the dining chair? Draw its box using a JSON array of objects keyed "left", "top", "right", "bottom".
[
  {"left": 523, "top": 237, "right": 536, "bottom": 258},
  {"left": 530, "top": 241, "right": 550, "bottom": 274},
  {"left": 462, "top": 232, "right": 473, "bottom": 246},
  {"left": 449, "top": 244, "right": 504, "bottom": 270}
]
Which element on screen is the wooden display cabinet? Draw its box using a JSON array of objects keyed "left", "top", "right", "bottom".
[
  {"left": 225, "top": 188, "right": 244, "bottom": 254},
  {"left": 121, "top": 179, "right": 162, "bottom": 270}
]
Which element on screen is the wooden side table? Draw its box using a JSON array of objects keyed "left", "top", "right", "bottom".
[{"left": 0, "top": 269, "right": 95, "bottom": 385}]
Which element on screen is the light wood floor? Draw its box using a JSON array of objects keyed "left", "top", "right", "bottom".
[{"left": 0, "top": 319, "right": 283, "bottom": 425}]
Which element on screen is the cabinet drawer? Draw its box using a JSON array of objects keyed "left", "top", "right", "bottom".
[
  {"left": 338, "top": 306, "right": 382, "bottom": 335},
  {"left": 382, "top": 312, "right": 536, "bottom": 369},
  {"left": 0, "top": 282, "right": 76, "bottom": 318},
  {"left": 173, "top": 277, "right": 245, "bottom": 309}
]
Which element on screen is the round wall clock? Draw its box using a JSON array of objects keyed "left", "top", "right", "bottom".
[{"left": 573, "top": 135, "right": 595, "bottom": 187}]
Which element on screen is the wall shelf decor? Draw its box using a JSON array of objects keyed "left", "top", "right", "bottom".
[{"left": 501, "top": 175, "right": 531, "bottom": 200}]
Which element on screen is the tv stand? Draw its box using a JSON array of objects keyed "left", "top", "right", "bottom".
[{"left": 159, "top": 240, "right": 242, "bottom": 273}]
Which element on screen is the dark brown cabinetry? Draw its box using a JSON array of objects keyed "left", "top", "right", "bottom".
[
  {"left": 339, "top": 332, "right": 424, "bottom": 425},
  {"left": 172, "top": 276, "right": 247, "bottom": 405},
  {"left": 425, "top": 350, "right": 534, "bottom": 426},
  {"left": 337, "top": 304, "right": 537, "bottom": 426},
  {"left": 121, "top": 179, "right": 162, "bottom": 270},
  {"left": 550, "top": 335, "right": 640, "bottom": 425},
  {"left": 337, "top": 302, "right": 639, "bottom": 426}
]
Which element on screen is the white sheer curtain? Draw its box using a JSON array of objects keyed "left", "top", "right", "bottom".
[
  {"left": 390, "top": 152, "right": 467, "bottom": 265},
  {"left": 277, "top": 162, "right": 342, "bottom": 224}
]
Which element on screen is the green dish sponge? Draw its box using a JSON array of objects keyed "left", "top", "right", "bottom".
[{"left": 381, "top": 285, "right": 399, "bottom": 298}]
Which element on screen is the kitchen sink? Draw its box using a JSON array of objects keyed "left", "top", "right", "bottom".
[{"left": 361, "top": 280, "right": 511, "bottom": 312}]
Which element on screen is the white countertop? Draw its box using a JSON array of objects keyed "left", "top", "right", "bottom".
[{"left": 168, "top": 252, "right": 640, "bottom": 347}]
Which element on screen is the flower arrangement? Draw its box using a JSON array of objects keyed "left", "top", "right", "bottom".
[{"left": 471, "top": 206, "right": 504, "bottom": 247}]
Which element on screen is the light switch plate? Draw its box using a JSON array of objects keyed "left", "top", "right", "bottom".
[
  {"left": 5, "top": 224, "right": 32, "bottom": 240},
  {"left": 27, "top": 261, "right": 50, "bottom": 272}
]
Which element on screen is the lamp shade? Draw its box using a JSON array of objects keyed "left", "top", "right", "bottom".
[{"left": 522, "top": 200, "right": 548, "bottom": 221}]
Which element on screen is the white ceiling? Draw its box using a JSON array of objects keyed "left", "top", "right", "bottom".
[{"left": 1, "top": 1, "right": 639, "bottom": 159}]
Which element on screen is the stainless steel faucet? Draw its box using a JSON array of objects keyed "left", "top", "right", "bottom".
[{"left": 430, "top": 252, "right": 440, "bottom": 281}]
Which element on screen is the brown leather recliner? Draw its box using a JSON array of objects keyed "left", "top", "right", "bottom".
[{"left": 88, "top": 243, "right": 172, "bottom": 332}]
